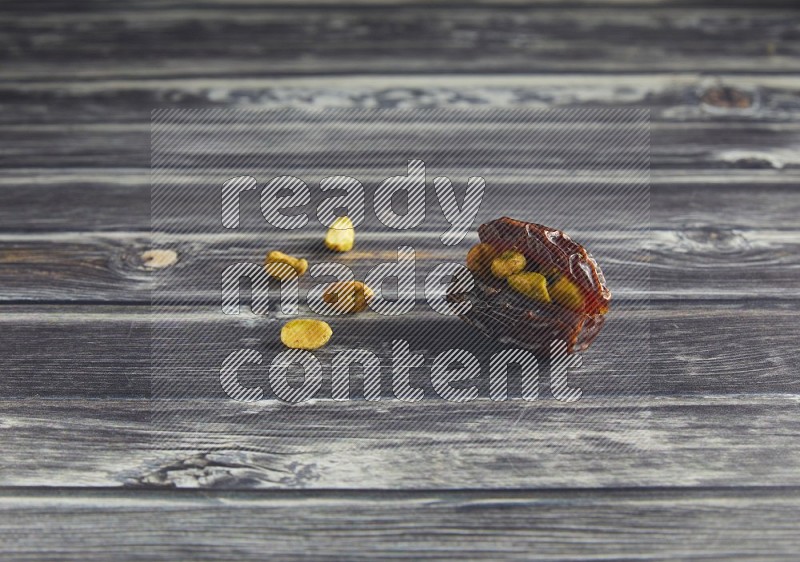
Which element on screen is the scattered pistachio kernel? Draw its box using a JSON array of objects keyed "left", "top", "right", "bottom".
[
  {"left": 322, "top": 280, "right": 374, "bottom": 313},
  {"left": 466, "top": 243, "right": 497, "bottom": 275},
  {"left": 490, "top": 250, "right": 527, "bottom": 279},
  {"left": 549, "top": 276, "right": 584, "bottom": 311},
  {"left": 265, "top": 250, "right": 308, "bottom": 280},
  {"left": 507, "top": 271, "right": 551, "bottom": 304},
  {"left": 324, "top": 216, "right": 355, "bottom": 252},
  {"left": 280, "top": 319, "right": 333, "bottom": 350}
]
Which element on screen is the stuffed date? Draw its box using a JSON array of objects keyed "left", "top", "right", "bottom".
[{"left": 450, "top": 217, "right": 611, "bottom": 353}]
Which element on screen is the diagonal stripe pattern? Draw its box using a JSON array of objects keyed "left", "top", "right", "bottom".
[{"left": 151, "top": 108, "right": 650, "bottom": 465}]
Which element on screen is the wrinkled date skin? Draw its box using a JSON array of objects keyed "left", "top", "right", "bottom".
[{"left": 451, "top": 217, "right": 611, "bottom": 354}]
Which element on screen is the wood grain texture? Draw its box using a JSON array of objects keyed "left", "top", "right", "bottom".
[
  {"left": 0, "top": 303, "right": 796, "bottom": 399},
  {"left": 3, "top": 74, "right": 800, "bottom": 125},
  {"left": 4, "top": 120, "right": 800, "bottom": 170},
  {"left": 3, "top": 5, "right": 800, "bottom": 79},
  {"left": 3, "top": 0, "right": 800, "bottom": 557},
  {"left": 0, "top": 226, "right": 798, "bottom": 303},
  {"left": 0, "top": 396, "right": 799, "bottom": 489},
  {"left": 2, "top": 171, "right": 799, "bottom": 232},
  {"left": 1, "top": 487, "right": 799, "bottom": 561}
]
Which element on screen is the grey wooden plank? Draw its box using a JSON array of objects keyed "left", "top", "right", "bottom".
[
  {"left": 0, "top": 226, "right": 797, "bottom": 303},
  {"left": 2, "top": 120, "right": 799, "bottom": 170},
  {"left": 0, "top": 2, "right": 795, "bottom": 557},
  {"left": 7, "top": 0, "right": 799, "bottom": 10},
  {"left": 2, "top": 74, "right": 799, "bottom": 125},
  {"left": 1, "top": 171, "right": 798, "bottom": 232},
  {"left": 0, "top": 396, "right": 798, "bottom": 489},
  {"left": 0, "top": 302, "right": 796, "bottom": 398},
  {"left": 0, "top": 488, "right": 799, "bottom": 561},
  {"left": 3, "top": 6, "right": 799, "bottom": 79}
]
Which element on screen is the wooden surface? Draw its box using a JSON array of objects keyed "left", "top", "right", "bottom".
[
  {"left": 2, "top": 0, "right": 800, "bottom": 559},
  {"left": 2, "top": 488, "right": 800, "bottom": 561}
]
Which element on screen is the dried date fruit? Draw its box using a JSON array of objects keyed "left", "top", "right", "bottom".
[{"left": 450, "top": 217, "right": 611, "bottom": 353}]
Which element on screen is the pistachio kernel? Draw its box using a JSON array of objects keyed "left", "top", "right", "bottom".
[
  {"left": 549, "top": 276, "right": 584, "bottom": 311},
  {"left": 322, "top": 280, "right": 374, "bottom": 313},
  {"left": 265, "top": 250, "right": 308, "bottom": 280},
  {"left": 490, "top": 250, "right": 526, "bottom": 279},
  {"left": 466, "top": 243, "right": 497, "bottom": 275},
  {"left": 324, "top": 216, "right": 355, "bottom": 252},
  {"left": 507, "top": 271, "right": 551, "bottom": 303},
  {"left": 280, "top": 319, "right": 333, "bottom": 350}
]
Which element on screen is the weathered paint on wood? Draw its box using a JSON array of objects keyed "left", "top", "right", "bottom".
[
  {"left": 1, "top": 486, "right": 800, "bottom": 561},
  {"left": 0, "top": 227, "right": 798, "bottom": 302},
  {"left": 2, "top": 0, "right": 800, "bottom": 558},
  {"left": 0, "top": 303, "right": 797, "bottom": 399},
  {"left": 3, "top": 120, "right": 800, "bottom": 169},
  {"left": 2, "top": 74, "right": 800, "bottom": 125},
  {"left": 0, "top": 397, "right": 798, "bottom": 489},
  {"left": 2, "top": 171, "right": 798, "bottom": 232},
  {"left": 3, "top": 5, "right": 800, "bottom": 79}
]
